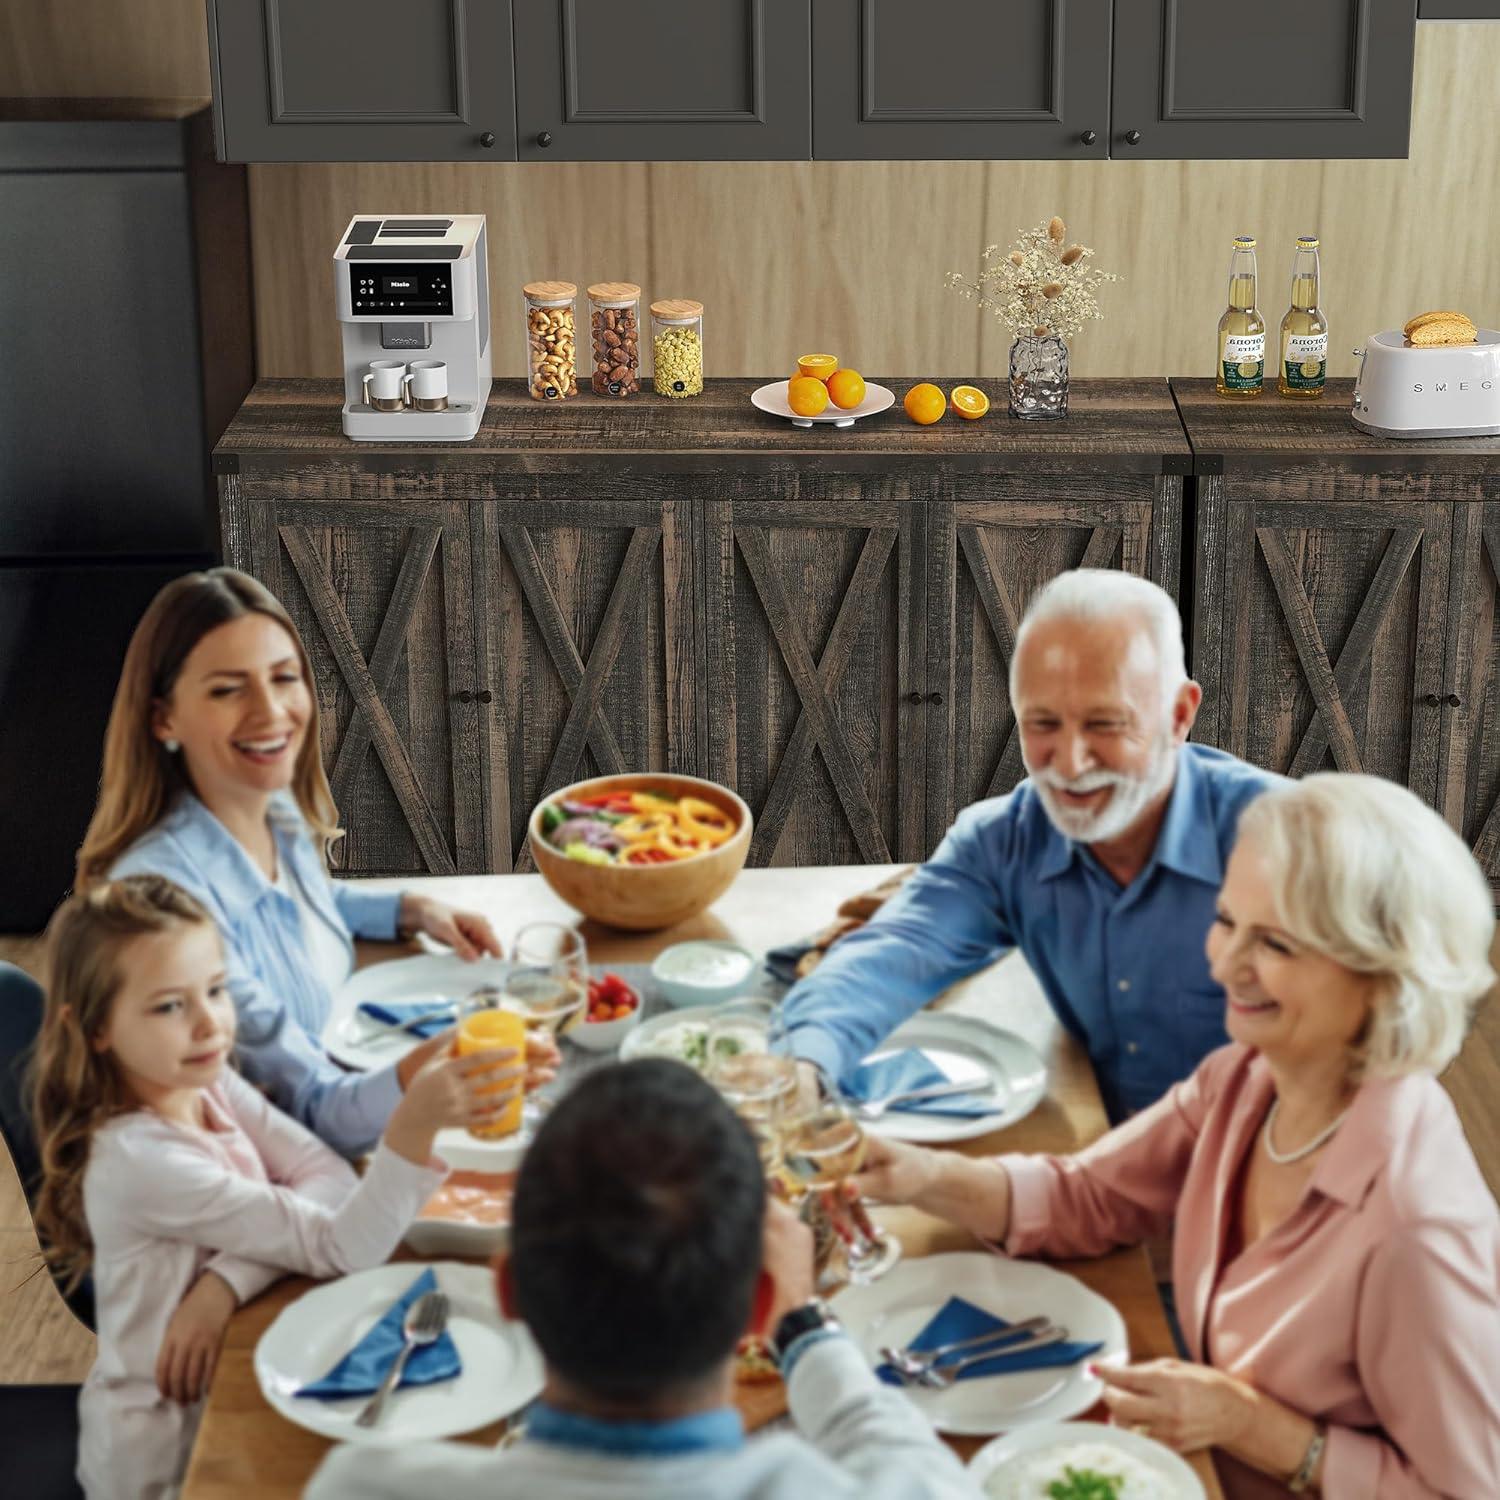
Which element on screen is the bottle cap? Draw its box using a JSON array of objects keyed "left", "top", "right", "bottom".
[
  {"left": 1296, "top": 235, "right": 1320, "bottom": 247},
  {"left": 1233, "top": 235, "right": 1257, "bottom": 248}
]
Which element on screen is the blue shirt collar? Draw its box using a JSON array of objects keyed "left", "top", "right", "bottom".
[
  {"left": 526, "top": 1401, "right": 745, "bottom": 1459},
  {"left": 156, "top": 791, "right": 325, "bottom": 920},
  {"left": 1032, "top": 746, "right": 1223, "bottom": 888}
]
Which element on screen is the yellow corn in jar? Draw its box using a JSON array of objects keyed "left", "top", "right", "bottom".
[{"left": 650, "top": 299, "right": 704, "bottom": 398}]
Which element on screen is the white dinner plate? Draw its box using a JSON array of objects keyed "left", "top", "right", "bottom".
[
  {"left": 621, "top": 1006, "right": 1044, "bottom": 1145},
  {"left": 323, "top": 954, "right": 510, "bottom": 1072},
  {"left": 254, "top": 1261, "right": 543, "bottom": 1446},
  {"left": 834, "top": 1252, "right": 1127, "bottom": 1436},
  {"left": 969, "top": 1420, "right": 1205, "bottom": 1498},
  {"left": 750, "top": 379, "right": 896, "bottom": 428}
]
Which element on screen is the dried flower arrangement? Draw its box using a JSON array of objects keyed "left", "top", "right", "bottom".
[{"left": 945, "top": 215, "right": 1120, "bottom": 343}]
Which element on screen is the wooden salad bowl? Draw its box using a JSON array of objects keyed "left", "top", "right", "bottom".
[{"left": 529, "top": 773, "right": 753, "bottom": 931}]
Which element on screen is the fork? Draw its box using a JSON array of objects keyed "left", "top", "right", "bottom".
[
  {"left": 354, "top": 1291, "right": 449, "bottom": 1428},
  {"left": 880, "top": 1316, "right": 1053, "bottom": 1382},
  {"left": 852, "top": 1077, "right": 991, "bottom": 1121},
  {"left": 917, "top": 1325, "right": 1070, "bottom": 1390}
]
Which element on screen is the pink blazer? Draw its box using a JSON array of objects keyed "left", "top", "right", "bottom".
[{"left": 1001, "top": 1043, "right": 1500, "bottom": 1499}]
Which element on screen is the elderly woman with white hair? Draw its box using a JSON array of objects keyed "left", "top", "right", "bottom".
[{"left": 855, "top": 773, "right": 1500, "bottom": 1498}]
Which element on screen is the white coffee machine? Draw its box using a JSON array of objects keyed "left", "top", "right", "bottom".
[{"left": 334, "top": 213, "right": 491, "bottom": 441}]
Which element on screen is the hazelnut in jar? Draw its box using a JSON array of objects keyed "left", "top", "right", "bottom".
[
  {"left": 651, "top": 300, "right": 704, "bottom": 398},
  {"left": 523, "top": 281, "right": 578, "bottom": 401},
  {"left": 587, "top": 282, "right": 642, "bottom": 397}
]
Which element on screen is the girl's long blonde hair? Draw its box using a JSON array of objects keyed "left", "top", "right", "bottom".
[
  {"left": 75, "top": 567, "right": 339, "bottom": 888},
  {"left": 31, "top": 875, "right": 217, "bottom": 1290}
]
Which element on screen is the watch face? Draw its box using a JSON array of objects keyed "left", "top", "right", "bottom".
[{"left": 772, "top": 1299, "right": 837, "bottom": 1360}]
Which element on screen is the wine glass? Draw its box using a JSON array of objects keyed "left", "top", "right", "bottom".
[
  {"left": 710, "top": 1049, "right": 799, "bottom": 1181},
  {"left": 503, "top": 922, "right": 588, "bottom": 1037}
]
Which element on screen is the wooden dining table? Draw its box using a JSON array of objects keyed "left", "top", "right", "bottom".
[{"left": 181, "top": 864, "right": 1224, "bottom": 1499}]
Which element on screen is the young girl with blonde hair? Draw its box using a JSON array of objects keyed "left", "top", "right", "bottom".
[{"left": 33, "top": 874, "right": 518, "bottom": 1500}]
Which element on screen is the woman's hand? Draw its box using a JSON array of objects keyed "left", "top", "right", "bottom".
[
  {"left": 385, "top": 1048, "right": 523, "bottom": 1165},
  {"left": 523, "top": 1029, "right": 561, "bottom": 1091},
  {"left": 850, "top": 1134, "right": 939, "bottom": 1206},
  {"left": 1095, "top": 1358, "right": 1257, "bottom": 1453},
  {"left": 156, "top": 1269, "right": 238, "bottom": 1404},
  {"left": 398, "top": 893, "right": 502, "bottom": 961}
]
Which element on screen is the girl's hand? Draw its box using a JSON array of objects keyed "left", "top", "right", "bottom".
[
  {"left": 849, "top": 1134, "right": 938, "bottom": 1206},
  {"left": 156, "top": 1269, "right": 238, "bottom": 1405},
  {"left": 524, "top": 1029, "right": 561, "bottom": 1091},
  {"left": 399, "top": 894, "right": 502, "bottom": 961},
  {"left": 1094, "top": 1358, "right": 1257, "bottom": 1453},
  {"left": 386, "top": 1049, "right": 523, "bottom": 1165}
]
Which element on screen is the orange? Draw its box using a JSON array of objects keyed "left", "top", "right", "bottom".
[
  {"left": 787, "top": 375, "right": 831, "bottom": 417},
  {"left": 796, "top": 354, "right": 839, "bottom": 383},
  {"left": 826, "top": 368, "right": 866, "bottom": 410},
  {"left": 950, "top": 385, "right": 990, "bottom": 420},
  {"left": 903, "top": 382, "right": 946, "bottom": 425}
]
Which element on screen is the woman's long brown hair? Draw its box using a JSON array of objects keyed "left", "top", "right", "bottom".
[
  {"left": 75, "top": 567, "right": 339, "bottom": 888},
  {"left": 31, "top": 876, "right": 217, "bottom": 1290}
]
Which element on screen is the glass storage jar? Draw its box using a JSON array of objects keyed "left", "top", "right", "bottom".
[
  {"left": 523, "top": 281, "right": 578, "bottom": 401},
  {"left": 651, "top": 299, "right": 705, "bottom": 397},
  {"left": 587, "top": 282, "right": 642, "bottom": 396}
]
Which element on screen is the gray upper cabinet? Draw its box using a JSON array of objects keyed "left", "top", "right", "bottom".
[
  {"left": 813, "top": 0, "right": 1111, "bottom": 160},
  {"left": 1110, "top": 0, "right": 1417, "bottom": 159},
  {"left": 512, "top": 0, "right": 811, "bottom": 161},
  {"left": 206, "top": 0, "right": 516, "bottom": 162}
]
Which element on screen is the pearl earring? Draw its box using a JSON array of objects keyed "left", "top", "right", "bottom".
[{"left": 163, "top": 738, "right": 180, "bottom": 753}]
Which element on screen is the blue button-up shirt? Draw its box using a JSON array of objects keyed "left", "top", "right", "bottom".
[
  {"left": 111, "top": 792, "right": 405, "bottom": 1154},
  {"left": 781, "top": 744, "right": 1281, "bottom": 1119}
]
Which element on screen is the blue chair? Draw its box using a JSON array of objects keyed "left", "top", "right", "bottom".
[
  {"left": 0, "top": 961, "right": 94, "bottom": 1329},
  {"left": 1, "top": 962, "right": 87, "bottom": 1499}
]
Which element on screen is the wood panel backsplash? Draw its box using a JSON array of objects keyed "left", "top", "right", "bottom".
[{"left": 5, "top": 16, "right": 1497, "bottom": 382}]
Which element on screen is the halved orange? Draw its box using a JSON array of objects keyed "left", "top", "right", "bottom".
[
  {"left": 787, "top": 375, "right": 831, "bottom": 417},
  {"left": 796, "top": 354, "right": 839, "bottom": 383},
  {"left": 951, "top": 385, "right": 990, "bottom": 420},
  {"left": 826, "top": 368, "right": 866, "bottom": 410},
  {"left": 903, "top": 382, "right": 946, "bottom": 425}
]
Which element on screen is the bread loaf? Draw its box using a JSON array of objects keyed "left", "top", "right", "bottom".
[{"left": 1403, "top": 310, "right": 1477, "bottom": 347}]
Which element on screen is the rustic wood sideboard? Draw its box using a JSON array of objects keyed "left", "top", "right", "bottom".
[{"left": 215, "top": 378, "right": 1186, "bottom": 874}]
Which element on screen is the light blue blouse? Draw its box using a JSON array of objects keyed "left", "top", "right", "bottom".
[{"left": 110, "top": 792, "right": 403, "bottom": 1155}]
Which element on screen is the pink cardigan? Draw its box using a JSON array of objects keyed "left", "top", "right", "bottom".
[{"left": 1001, "top": 1044, "right": 1500, "bottom": 1499}]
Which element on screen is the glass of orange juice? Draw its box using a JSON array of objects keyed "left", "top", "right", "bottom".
[{"left": 455, "top": 997, "right": 526, "bottom": 1139}]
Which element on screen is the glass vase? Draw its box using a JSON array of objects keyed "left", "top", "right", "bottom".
[{"left": 1008, "top": 334, "right": 1069, "bottom": 419}]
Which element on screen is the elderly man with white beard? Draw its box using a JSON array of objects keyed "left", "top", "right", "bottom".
[{"left": 777, "top": 569, "right": 1281, "bottom": 1122}]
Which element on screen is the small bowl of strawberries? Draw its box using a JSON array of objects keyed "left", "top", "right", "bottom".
[{"left": 568, "top": 970, "right": 644, "bottom": 1052}]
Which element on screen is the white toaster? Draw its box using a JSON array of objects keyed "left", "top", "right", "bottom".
[{"left": 1351, "top": 329, "right": 1500, "bottom": 438}]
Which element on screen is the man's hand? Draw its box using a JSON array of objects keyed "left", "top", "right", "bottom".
[
  {"left": 156, "top": 1270, "right": 238, "bottom": 1405},
  {"left": 761, "top": 1195, "right": 816, "bottom": 1329}
]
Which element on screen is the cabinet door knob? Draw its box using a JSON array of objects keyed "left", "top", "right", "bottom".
[
  {"left": 536, "top": 130, "right": 554, "bottom": 148},
  {"left": 478, "top": 131, "right": 496, "bottom": 149},
  {"left": 455, "top": 689, "right": 475, "bottom": 704},
  {"left": 927, "top": 691, "right": 943, "bottom": 706},
  {"left": 1123, "top": 129, "right": 1142, "bottom": 145},
  {"left": 906, "top": 690, "right": 924, "bottom": 705},
  {"left": 1423, "top": 692, "right": 1442, "bottom": 706},
  {"left": 477, "top": 689, "right": 494, "bottom": 704},
  {"left": 1080, "top": 129, "right": 1098, "bottom": 145},
  {"left": 1446, "top": 692, "right": 1462, "bottom": 708}
]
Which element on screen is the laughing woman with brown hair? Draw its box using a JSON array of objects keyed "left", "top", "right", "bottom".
[{"left": 77, "top": 567, "right": 556, "bottom": 1158}]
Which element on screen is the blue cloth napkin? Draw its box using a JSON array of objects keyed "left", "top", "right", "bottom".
[
  {"left": 763, "top": 942, "right": 808, "bottom": 988},
  {"left": 845, "top": 1049, "right": 1000, "bottom": 1118},
  {"left": 356, "top": 998, "right": 457, "bottom": 1039},
  {"left": 296, "top": 1268, "right": 462, "bottom": 1400},
  {"left": 877, "top": 1295, "right": 1104, "bottom": 1386}
]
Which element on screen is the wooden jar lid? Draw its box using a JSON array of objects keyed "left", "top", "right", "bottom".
[
  {"left": 523, "top": 280, "right": 576, "bottom": 303},
  {"left": 586, "top": 281, "right": 641, "bottom": 304},
  {"left": 650, "top": 298, "right": 704, "bottom": 320}
]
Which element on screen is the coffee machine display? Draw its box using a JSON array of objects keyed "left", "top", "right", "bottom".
[{"left": 334, "top": 213, "right": 491, "bottom": 441}]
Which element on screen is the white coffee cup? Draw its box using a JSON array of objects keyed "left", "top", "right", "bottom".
[
  {"left": 362, "top": 360, "right": 408, "bottom": 411},
  {"left": 404, "top": 360, "right": 449, "bottom": 411}
]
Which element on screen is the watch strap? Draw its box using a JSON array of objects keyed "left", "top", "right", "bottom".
[
  {"left": 1288, "top": 1424, "right": 1326, "bottom": 1493},
  {"left": 770, "top": 1297, "right": 839, "bottom": 1366}
]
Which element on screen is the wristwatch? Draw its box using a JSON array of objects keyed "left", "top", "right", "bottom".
[
  {"left": 770, "top": 1297, "right": 841, "bottom": 1368},
  {"left": 1288, "top": 1424, "right": 1327, "bottom": 1493}
]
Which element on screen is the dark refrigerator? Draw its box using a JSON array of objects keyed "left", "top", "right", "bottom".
[{"left": 0, "top": 100, "right": 254, "bottom": 930}]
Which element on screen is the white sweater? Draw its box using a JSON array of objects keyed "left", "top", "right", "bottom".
[
  {"left": 305, "top": 1334, "right": 981, "bottom": 1500},
  {"left": 78, "top": 1070, "right": 445, "bottom": 1500}
]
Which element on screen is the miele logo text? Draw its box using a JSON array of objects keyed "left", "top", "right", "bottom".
[
  {"left": 1412, "top": 380, "right": 1494, "bottom": 393},
  {"left": 387, "top": 335, "right": 422, "bottom": 347}
]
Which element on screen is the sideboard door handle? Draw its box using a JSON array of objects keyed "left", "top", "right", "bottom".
[
  {"left": 927, "top": 691, "right": 944, "bottom": 706},
  {"left": 906, "top": 690, "right": 924, "bottom": 705},
  {"left": 1123, "top": 129, "right": 1142, "bottom": 145},
  {"left": 1445, "top": 692, "right": 1462, "bottom": 708},
  {"left": 477, "top": 689, "right": 494, "bottom": 704},
  {"left": 478, "top": 131, "right": 497, "bottom": 149},
  {"left": 1080, "top": 130, "right": 1098, "bottom": 146},
  {"left": 536, "top": 130, "right": 554, "bottom": 148}
]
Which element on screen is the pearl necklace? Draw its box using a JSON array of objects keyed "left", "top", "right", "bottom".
[{"left": 1262, "top": 1099, "right": 1350, "bottom": 1165}]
